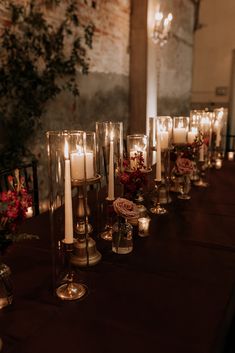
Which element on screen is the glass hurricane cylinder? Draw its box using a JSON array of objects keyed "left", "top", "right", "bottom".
[
  {"left": 127, "top": 134, "right": 149, "bottom": 170},
  {"left": 46, "top": 130, "right": 88, "bottom": 300},
  {"left": 96, "top": 121, "right": 123, "bottom": 200},
  {"left": 212, "top": 108, "right": 228, "bottom": 160}
]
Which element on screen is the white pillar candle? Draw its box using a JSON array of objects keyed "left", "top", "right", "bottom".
[
  {"left": 64, "top": 140, "right": 73, "bottom": 244},
  {"left": 107, "top": 132, "right": 115, "bottom": 200},
  {"left": 173, "top": 128, "right": 187, "bottom": 144},
  {"left": 228, "top": 151, "right": 234, "bottom": 161},
  {"left": 187, "top": 127, "right": 198, "bottom": 144},
  {"left": 156, "top": 134, "right": 161, "bottom": 181},
  {"left": 70, "top": 151, "right": 94, "bottom": 180},
  {"left": 160, "top": 131, "right": 169, "bottom": 150}
]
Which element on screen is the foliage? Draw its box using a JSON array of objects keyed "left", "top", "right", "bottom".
[{"left": 0, "top": 0, "right": 95, "bottom": 168}]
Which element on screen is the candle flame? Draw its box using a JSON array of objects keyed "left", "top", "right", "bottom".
[
  {"left": 168, "top": 13, "right": 173, "bottom": 21},
  {"left": 155, "top": 11, "right": 163, "bottom": 21},
  {"left": 64, "top": 139, "right": 69, "bottom": 159}
]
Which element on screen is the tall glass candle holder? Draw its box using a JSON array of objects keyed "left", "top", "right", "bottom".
[
  {"left": 127, "top": 134, "right": 149, "bottom": 170},
  {"left": 150, "top": 117, "right": 172, "bottom": 214},
  {"left": 96, "top": 121, "right": 123, "bottom": 240},
  {"left": 47, "top": 130, "right": 87, "bottom": 300},
  {"left": 173, "top": 116, "right": 189, "bottom": 145},
  {"left": 212, "top": 108, "right": 228, "bottom": 161},
  {"left": 194, "top": 112, "right": 212, "bottom": 187},
  {"left": 96, "top": 121, "right": 123, "bottom": 200}
]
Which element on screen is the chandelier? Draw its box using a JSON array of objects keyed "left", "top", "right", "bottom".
[{"left": 152, "top": 11, "right": 173, "bottom": 47}]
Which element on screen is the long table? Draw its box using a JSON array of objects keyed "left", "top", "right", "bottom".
[{"left": 1, "top": 161, "right": 235, "bottom": 353}]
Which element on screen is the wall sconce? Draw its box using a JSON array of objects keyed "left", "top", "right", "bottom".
[{"left": 152, "top": 10, "right": 173, "bottom": 47}]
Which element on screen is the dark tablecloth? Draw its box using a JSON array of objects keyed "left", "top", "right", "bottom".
[{"left": 1, "top": 161, "right": 235, "bottom": 353}]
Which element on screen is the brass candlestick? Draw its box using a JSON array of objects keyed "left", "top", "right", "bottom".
[{"left": 71, "top": 176, "right": 102, "bottom": 267}]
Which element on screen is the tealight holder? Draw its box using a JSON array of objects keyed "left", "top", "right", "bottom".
[
  {"left": 47, "top": 130, "right": 87, "bottom": 300},
  {"left": 96, "top": 121, "right": 123, "bottom": 240},
  {"left": 138, "top": 217, "right": 151, "bottom": 237}
]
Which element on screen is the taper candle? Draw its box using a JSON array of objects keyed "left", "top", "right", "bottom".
[
  {"left": 64, "top": 139, "right": 73, "bottom": 244},
  {"left": 156, "top": 133, "right": 161, "bottom": 181},
  {"left": 107, "top": 131, "right": 115, "bottom": 200}
]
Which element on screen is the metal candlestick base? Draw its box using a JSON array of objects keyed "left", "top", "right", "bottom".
[
  {"left": 56, "top": 242, "right": 87, "bottom": 301},
  {"left": 71, "top": 237, "right": 102, "bottom": 267},
  {"left": 100, "top": 226, "right": 113, "bottom": 241},
  {"left": 150, "top": 179, "right": 167, "bottom": 215},
  {"left": 56, "top": 281, "right": 87, "bottom": 301},
  {"left": 194, "top": 178, "right": 209, "bottom": 188}
]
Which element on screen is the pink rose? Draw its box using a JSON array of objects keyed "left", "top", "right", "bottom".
[
  {"left": 113, "top": 198, "right": 139, "bottom": 220},
  {"left": 176, "top": 157, "right": 194, "bottom": 175}
]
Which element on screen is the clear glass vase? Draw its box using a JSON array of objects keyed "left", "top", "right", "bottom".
[
  {"left": 112, "top": 218, "right": 133, "bottom": 254},
  {"left": 178, "top": 174, "right": 191, "bottom": 200}
]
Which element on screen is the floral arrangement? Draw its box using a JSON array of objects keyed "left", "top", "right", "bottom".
[
  {"left": 118, "top": 153, "right": 147, "bottom": 200},
  {"left": 113, "top": 198, "right": 140, "bottom": 222},
  {"left": 175, "top": 157, "right": 194, "bottom": 175},
  {"left": 171, "top": 134, "right": 204, "bottom": 176},
  {"left": 0, "top": 170, "right": 32, "bottom": 233}
]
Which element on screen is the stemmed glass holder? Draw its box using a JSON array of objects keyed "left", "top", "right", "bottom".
[
  {"left": 99, "top": 197, "right": 115, "bottom": 241},
  {"left": 194, "top": 161, "right": 209, "bottom": 187},
  {"left": 150, "top": 179, "right": 167, "bottom": 215},
  {"left": 56, "top": 241, "right": 87, "bottom": 300}
]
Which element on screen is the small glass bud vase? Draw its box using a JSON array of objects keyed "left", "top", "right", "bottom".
[{"left": 112, "top": 217, "right": 133, "bottom": 254}]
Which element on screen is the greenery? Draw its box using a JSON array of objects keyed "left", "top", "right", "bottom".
[{"left": 0, "top": 0, "right": 95, "bottom": 168}]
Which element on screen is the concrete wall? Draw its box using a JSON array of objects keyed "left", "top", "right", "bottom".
[
  {"left": 157, "top": 0, "right": 194, "bottom": 116},
  {"left": 0, "top": 0, "right": 130, "bottom": 210},
  {"left": 191, "top": 0, "right": 235, "bottom": 109}
]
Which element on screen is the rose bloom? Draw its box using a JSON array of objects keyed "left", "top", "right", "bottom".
[
  {"left": 113, "top": 198, "right": 139, "bottom": 220},
  {"left": 176, "top": 157, "right": 194, "bottom": 175}
]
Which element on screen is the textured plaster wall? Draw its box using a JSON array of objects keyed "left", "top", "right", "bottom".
[
  {"left": 156, "top": 0, "right": 194, "bottom": 116},
  {"left": 0, "top": 0, "right": 130, "bottom": 210},
  {"left": 191, "top": 0, "right": 235, "bottom": 108}
]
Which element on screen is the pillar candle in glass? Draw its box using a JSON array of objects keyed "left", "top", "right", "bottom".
[
  {"left": 69, "top": 131, "right": 96, "bottom": 182},
  {"left": 96, "top": 122, "right": 123, "bottom": 199},
  {"left": 155, "top": 116, "right": 172, "bottom": 181},
  {"left": 173, "top": 116, "right": 189, "bottom": 144},
  {"left": 127, "top": 134, "right": 149, "bottom": 170},
  {"left": 213, "top": 108, "right": 228, "bottom": 158}
]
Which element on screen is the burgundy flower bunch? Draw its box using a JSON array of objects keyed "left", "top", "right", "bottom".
[
  {"left": 0, "top": 170, "right": 32, "bottom": 232},
  {"left": 118, "top": 153, "right": 147, "bottom": 200}
]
